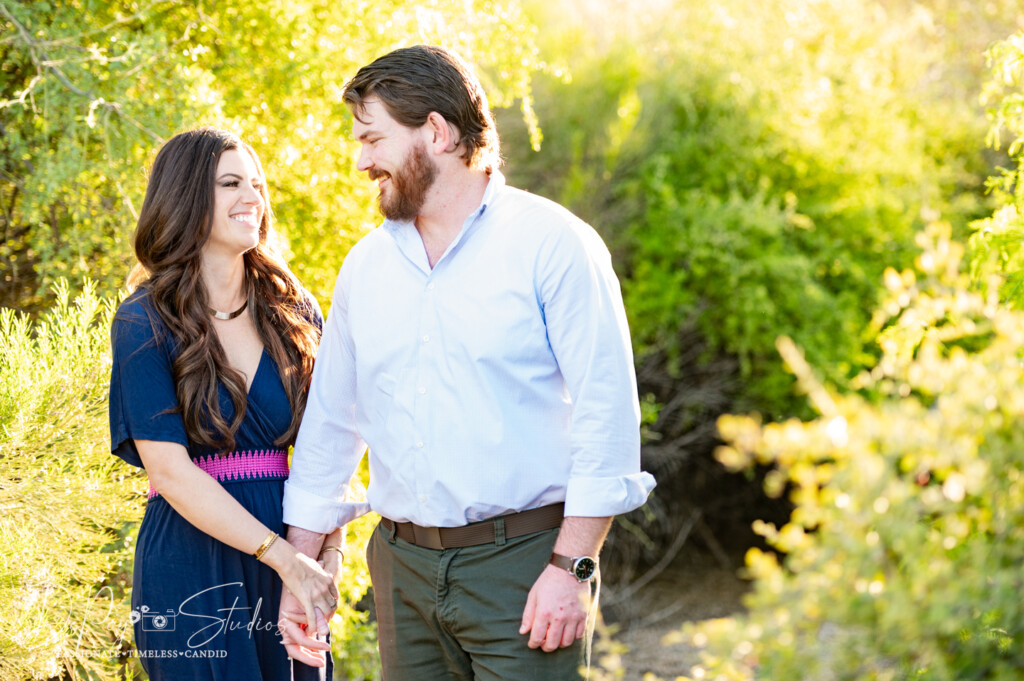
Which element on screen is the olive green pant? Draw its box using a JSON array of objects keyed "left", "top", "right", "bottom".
[{"left": 367, "top": 521, "right": 584, "bottom": 681}]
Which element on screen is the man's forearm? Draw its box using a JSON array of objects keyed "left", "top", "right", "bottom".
[
  {"left": 286, "top": 525, "right": 328, "bottom": 559},
  {"left": 551, "top": 516, "right": 613, "bottom": 557}
]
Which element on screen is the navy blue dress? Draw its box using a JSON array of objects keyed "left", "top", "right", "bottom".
[{"left": 109, "top": 289, "right": 332, "bottom": 681}]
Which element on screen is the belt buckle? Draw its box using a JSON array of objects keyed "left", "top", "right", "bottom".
[{"left": 411, "top": 524, "right": 443, "bottom": 550}]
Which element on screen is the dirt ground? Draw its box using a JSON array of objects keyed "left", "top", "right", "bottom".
[{"left": 602, "top": 550, "right": 750, "bottom": 681}]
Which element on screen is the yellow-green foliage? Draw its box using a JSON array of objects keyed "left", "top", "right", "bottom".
[
  {"left": 678, "top": 31, "right": 1024, "bottom": 681},
  {"left": 503, "top": 0, "right": 1015, "bottom": 419},
  {"left": 0, "top": 282, "right": 144, "bottom": 680},
  {"left": 685, "top": 225, "right": 1024, "bottom": 680},
  {"left": 969, "top": 32, "right": 1024, "bottom": 308},
  {"left": 0, "top": 0, "right": 546, "bottom": 312}
]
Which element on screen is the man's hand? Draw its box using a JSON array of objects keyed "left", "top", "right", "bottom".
[
  {"left": 278, "top": 587, "right": 333, "bottom": 667},
  {"left": 519, "top": 564, "right": 591, "bottom": 652}
]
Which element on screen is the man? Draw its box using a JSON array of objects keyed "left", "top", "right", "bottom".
[{"left": 279, "top": 45, "right": 655, "bottom": 680}]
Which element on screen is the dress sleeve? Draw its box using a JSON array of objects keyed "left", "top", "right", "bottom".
[{"left": 108, "top": 297, "right": 189, "bottom": 467}]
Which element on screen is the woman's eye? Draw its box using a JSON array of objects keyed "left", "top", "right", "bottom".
[{"left": 222, "top": 180, "right": 239, "bottom": 187}]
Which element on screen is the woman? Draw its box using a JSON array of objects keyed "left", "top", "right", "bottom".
[{"left": 109, "top": 127, "right": 340, "bottom": 679}]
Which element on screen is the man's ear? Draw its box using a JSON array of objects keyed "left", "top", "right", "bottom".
[{"left": 424, "top": 111, "right": 459, "bottom": 155}]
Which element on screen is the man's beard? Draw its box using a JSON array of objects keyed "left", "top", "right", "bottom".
[{"left": 370, "top": 141, "right": 438, "bottom": 221}]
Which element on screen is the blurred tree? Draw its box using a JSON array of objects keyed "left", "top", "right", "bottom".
[
  {"left": 0, "top": 0, "right": 546, "bottom": 312},
  {"left": 0, "top": 0, "right": 200, "bottom": 311},
  {"left": 681, "top": 29, "right": 1024, "bottom": 681},
  {"left": 506, "top": 0, "right": 1019, "bottom": 416},
  {"left": 498, "top": 0, "right": 1022, "bottom": 575}
]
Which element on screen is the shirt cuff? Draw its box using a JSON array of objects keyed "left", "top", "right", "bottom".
[
  {"left": 563, "top": 472, "right": 657, "bottom": 517},
  {"left": 282, "top": 480, "right": 371, "bottom": 534}
]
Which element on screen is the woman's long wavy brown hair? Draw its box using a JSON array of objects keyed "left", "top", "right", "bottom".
[{"left": 128, "top": 127, "right": 320, "bottom": 452}]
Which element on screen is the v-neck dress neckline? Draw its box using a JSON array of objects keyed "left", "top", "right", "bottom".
[{"left": 245, "top": 347, "right": 267, "bottom": 396}]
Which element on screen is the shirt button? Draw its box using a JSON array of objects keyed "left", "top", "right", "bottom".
[
  {"left": 418, "top": 386, "right": 426, "bottom": 395},
  {"left": 422, "top": 334, "right": 430, "bottom": 342},
  {"left": 416, "top": 441, "right": 424, "bottom": 448},
  {"left": 418, "top": 496, "right": 427, "bottom": 503},
  {"left": 427, "top": 283, "right": 435, "bottom": 291}
]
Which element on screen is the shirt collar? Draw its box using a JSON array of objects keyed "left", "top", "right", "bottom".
[{"left": 477, "top": 169, "right": 506, "bottom": 215}]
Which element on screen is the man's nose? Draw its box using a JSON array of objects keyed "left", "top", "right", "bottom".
[{"left": 356, "top": 146, "right": 372, "bottom": 172}]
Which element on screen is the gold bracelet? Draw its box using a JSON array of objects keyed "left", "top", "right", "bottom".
[
  {"left": 254, "top": 531, "right": 279, "bottom": 561},
  {"left": 319, "top": 545, "right": 345, "bottom": 561}
]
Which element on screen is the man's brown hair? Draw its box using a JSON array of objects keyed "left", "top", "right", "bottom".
[{"left": 343, "top": 45, "right": 501, "bottom": 172}]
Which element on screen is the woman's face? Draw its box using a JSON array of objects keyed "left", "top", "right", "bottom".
[{"left": 204, "top": 148, "right": 265, "bottom": 259}]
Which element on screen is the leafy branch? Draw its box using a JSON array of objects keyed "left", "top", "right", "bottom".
[{"left": 0, "top": 0, "right": 163, "bottom": 141}]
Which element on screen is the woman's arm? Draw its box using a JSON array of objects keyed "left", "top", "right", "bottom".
[
  {"left": 278, "top": 525, "right": 347, "bottom": 665},
  {"left": 136, "top": 439, "right": 335, "bottom": 662}
]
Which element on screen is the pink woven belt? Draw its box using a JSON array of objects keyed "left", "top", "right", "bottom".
[{"left": 147, "top": 449, "right": 289, "bottom": 499}]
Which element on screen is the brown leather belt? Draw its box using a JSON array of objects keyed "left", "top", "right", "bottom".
[{"left": 380, "top": 502, "right": 565, "bottom": 550}]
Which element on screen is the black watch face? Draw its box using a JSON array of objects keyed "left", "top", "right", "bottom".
[{"left": 573, "top": 557, "right": 597, "bottom": 581}]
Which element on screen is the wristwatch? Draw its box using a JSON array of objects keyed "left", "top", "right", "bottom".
[{"left": 550, "top": 552, "right": 598, "bottom": 582}]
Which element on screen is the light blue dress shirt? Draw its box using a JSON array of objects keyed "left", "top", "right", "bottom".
[{"left": 283, "top": 171, "right": 655, "bottom": 532}]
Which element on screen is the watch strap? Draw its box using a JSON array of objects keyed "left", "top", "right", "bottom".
[{"left": 550, "top": 552, "right": 574, "bottom": 572}]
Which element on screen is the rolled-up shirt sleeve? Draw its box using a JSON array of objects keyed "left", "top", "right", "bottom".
[
  {"left": 537, "top": 217, "right": 656, "bottom": 517},
  {"left": 283, "top": 265, "right": 371, "bottom": 533}
]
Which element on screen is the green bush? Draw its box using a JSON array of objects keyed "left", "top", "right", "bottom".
[
  {"left": 498, "top": 0, "right": 1012, "bottom": 576},
  {"left": 329, "top": 473, "right": 381, "bottom": 681},
  {"left": 0, "top": 283, "right": 381, "bottom": 680},
  {"left": 688, "top": 224, "right": 1024, "bottom": 680},
  {"left": 968, "top": 32, "right": 1024, "bottom": 308},
  {"left": 0, "top": 282, "right": 142, "bottom": 679},
  {"left": 679, "top": 31, "right": 1024, "bottom": 681},
  {"left": 504, "top": 0, "right": 1003, "bottom": 420}
]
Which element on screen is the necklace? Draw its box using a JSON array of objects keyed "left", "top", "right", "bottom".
[{"left": 208, "top": 299, "right": 248, "bottom": 321}]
